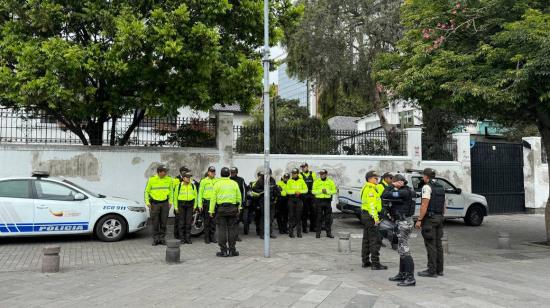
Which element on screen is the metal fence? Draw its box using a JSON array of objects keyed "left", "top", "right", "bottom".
[
  {"left": 422, "top": 134, "right": 457, "bottom": 161},
  {"left": 233, "top": 126, "right": 407, "bottom": 156},
  {"left": 0, "top": 108, "right": 216, "bottom": 147}
]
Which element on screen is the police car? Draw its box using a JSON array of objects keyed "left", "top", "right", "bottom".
[
  {"left": 0, "top": 172, "right": 148, "bottom": 241},
  {"left": 337, "top": 170, "right": 489, "bottom": 226}
]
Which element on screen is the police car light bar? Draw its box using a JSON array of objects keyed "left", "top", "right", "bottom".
[{"left": 32, "top": 171, "right": 50, "bottom": 178}]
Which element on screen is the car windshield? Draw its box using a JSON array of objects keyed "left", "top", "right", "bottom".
[{"left": 62, "top": 180, "right": 105, "bottom": 198}]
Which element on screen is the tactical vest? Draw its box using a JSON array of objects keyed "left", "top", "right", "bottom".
[
  {"left": 391, "top": 187, "right": 416, "bottom": 218},
  {"left": 427, "top": 181, "right": 445, "bottom": 214},
  {"left": 301, "top": 172, "right": 314, "bottom": 193}
]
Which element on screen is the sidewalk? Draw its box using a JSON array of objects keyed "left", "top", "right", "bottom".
[{"left": 0, "top": 214, "right": 549, "bottom": 307}]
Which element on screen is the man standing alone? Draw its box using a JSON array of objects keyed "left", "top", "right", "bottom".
[{"left": 144, "top": 165, "right": 173, "bottom": 246}]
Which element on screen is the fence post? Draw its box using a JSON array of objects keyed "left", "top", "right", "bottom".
[
  {"left": 452, "top": 132, "right": 472, "bottom": 193},
  {"left": 216, "top": 112, "right": 234, "bottom": 166},
  {"left": 405, "top": 128, "right": 422, "bottom": 162}
]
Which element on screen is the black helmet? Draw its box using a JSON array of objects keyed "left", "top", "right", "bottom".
[
  {"left": 378, "top": 219, "right": 397, "bottom": 241},
  {"left": 220, "top": 167, "right": 230, "bottom": 177},
  {"left": 365, "top": 171, "right": 379, "bottom": 180},
  {"left": 423, "top": 168, "right": 436, "bottom": 178},
  {"left": 157, "top": 165, "right": 168, "bottom": 173},
  {"left": 230, "top": 167, "right": 238, "bottom": 173},
  {"left": 179, "top": 166, "right": 190, "bottom": 173},
  {"left": 283, "top": 173, "right": 290, "bottom": 179},
  {"left": 382, "top": 172, "right": 393, "bottom": 180},
  {"left": 291, "top": 168, "right": 300, "bottom": 174},
  {"left": 393, "top": 174, "right": 406, "bottom": 183}
]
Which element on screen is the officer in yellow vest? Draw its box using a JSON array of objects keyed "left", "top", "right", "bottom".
[
  {"left": 299, "top": 163, "right": 317, "bottom": 233},
  {"left": 312, "top": 169, "right": 337, "bottom": 238},
  {"left": 173, "top": 172, "right": 198, "bottom": 244},
  {"left": 285, "top": 168, "right": 308, "bottom": 238},
  {"left": 361, "top": 171, "right": 387, "bottom": 270},
  {"left": 198, "top": 166, "right": 218, "bottom": 244},
  {"left": 209, "top": 167, "right": 242, "bottom": 257},
  {"left": 276, "top": 173, "right": 290, "bottom": 234},
  {"left": 144, "top": 165, "right": 173, "bottom": 246}
]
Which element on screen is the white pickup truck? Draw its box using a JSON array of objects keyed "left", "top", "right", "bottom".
[{"left": 337, "top": 171, "right": 489, "bottom": 226}]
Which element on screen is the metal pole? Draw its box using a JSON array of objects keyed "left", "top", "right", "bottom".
[{"left": 262, "top": 0, "right": 271, "bottom": 258}]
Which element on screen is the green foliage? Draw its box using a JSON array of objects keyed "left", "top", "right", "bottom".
[
  {"left": 283, "top": 0, "right": 402, "bottom": 119},
  {"left": 236, "top": 97, "right": 336, "bottom": 154},
  {"left": 0, "top": 0, "right": 296, "bottom": 145}
]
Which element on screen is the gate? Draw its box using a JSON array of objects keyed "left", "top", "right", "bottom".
[{"left": 471, "top": 142, "right": 525, "bottom": 214}]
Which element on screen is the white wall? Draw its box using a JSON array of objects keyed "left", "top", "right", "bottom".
[{"left": 523, "top": 137, "right": 549, "bottom": 213}]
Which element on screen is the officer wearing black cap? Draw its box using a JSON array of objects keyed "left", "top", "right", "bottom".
[
  {"left": 285, "top": 168, "right": 308, "bottom": 238},
  {"left": 312, "top": 169, "right": 337, "bottom": 238},
  {"left": 361, "top": 170, "right": 387, "bottom": 270},
  {"left": 276, "top": 173, "right": 291, "bottom": 234},
  {"left": 198, "top": 166, "right": 218, "bottom": 244},
  {"left": 415, "top": 168, "right": 445, "bottom": 277},
  {"left": 173, "top": 166, "right": 195, "bottom": 239},
  {"left": 382, "top": 173, "right": 416, "bottom": 286},
  {"left": 299, "top": 162, "right": 317, "bottom": 233},
  {"left": 230, "top": 167, "right": 247, "bottom": 241},
  {"left": 144, "top": 165, "right": 173, "bottom": 245}
]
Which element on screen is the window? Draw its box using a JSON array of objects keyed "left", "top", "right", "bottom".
[
  {"left": 435, "top": 178, "right": 457, "bottom": 193},
  {"left": 399, "top": 110, "right": 415, "bottom": 128},
  {"left": 0, "top": 180, "right": 30, "bottom": 199},
  {"left": 411, "top": 177, "right": 423, "bottom": 191},
  {"left": 35, "top": 181, "right": 79, "bottom": 201}
]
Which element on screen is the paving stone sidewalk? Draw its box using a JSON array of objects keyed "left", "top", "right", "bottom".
[{"left": 0, "top": 214, "right": 549, "bottom": 307}]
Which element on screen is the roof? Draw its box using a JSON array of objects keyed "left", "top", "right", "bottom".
[
  {"left": 327, "top": 116, "right": 360, "bottom": 131},
  {"left": 211, "top": 103, "right": 244, "bottom": 113}
]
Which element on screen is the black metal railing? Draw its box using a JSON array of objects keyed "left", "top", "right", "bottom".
[
  {"left": 0, "top": 108, "right": 216, "bottom": 147},
  {"left": 422, "top": 134, "right": 457, "bottom": 161},
  {"left": 234, "top": 125, "right": 407, "bottom": 156}
]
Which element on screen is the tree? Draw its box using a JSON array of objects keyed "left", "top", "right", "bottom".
[
  {"left": 283, "top": 0, "right": 403, "bottom": 124},
  {"left": 374, "top": 0, "right": 550, "bottom": 241},
  {"left": 0, "top": 0, "right": 294, "bottom": 145},
  {"left": 235, "top": 97, "right": 336, "bottom": 154}
]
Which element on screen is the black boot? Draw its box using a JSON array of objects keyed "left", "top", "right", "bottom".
[
  {"left": 228, "top": 249, "right": 240, "bottom": 257},
  {"left": 316, "top": 233, "right": 321, "bottom": 238},
  {"left": 216, "top": 250, "right": 228, "bottom": 257},
  {"left": 397, "top": 273, "right": 416, "bottom": 287},
  {"left": 371, "top": 263, "right": 388, "bottom": 270},
  {"left": 362, "top": 261, "right": 372, "bottom": 268},
  {"left": 417, "top": 270, "right": 437, "bottom": 278},
  {"left": 327, "top": 232, "right": 334, "bottom": 238},
  {"left": 389, "top": 272, "right": 406, "bottom": 282}
]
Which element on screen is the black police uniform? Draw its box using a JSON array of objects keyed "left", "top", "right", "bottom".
[
  {"left": 251, "top": 177, "right": 279, "bottom": 238},
  {"left": 421, "top": 180, "right": 445, "bottom": 275},
  {"left": 300, "top": 172, "right": 316, "bottom": 233},
  {"left": 230, "top": 174, "right": 247, "bottom": 239}
]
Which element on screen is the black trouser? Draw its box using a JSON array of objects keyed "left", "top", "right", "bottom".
[
  {"left": 254, "top": 199, "right": 262, "bottom": 235},
  {"left": 150, "top": 200, "right": 170, "bottom": 241},
  {"left": 422, "top": 214, "right": 444, "bottom": 274},
  {"left": 361, "top": 212, "right": 381, "bottom": 264},
  {"left": 202, "top": 200, "right": 216, "bottom": 242},
  {"left": 276, "top": 197, "right": 289, "bottom": 234},
  {"left": 216, "top": 204, "right": 239, "bottom": 252},
  {"left": 173, "top": 209, "right": 181, "bottom": 239},
  {"left": 288, "top": 197, "right": 303, "bottom": 236},
  {"left": 177, "top": 201, "right": 194, "bottom": 241},
  {"left": 242, "top": 199, "right": 255, "bottom": 235},
  {"left": 315, "top": 198, "right": 332, "bottom": 235},
  {"left": 302, "top": 194, "right": 315, "bottom": 231},
  {"left": 258, "top": 199, "right": 276, "bottom": 236}
]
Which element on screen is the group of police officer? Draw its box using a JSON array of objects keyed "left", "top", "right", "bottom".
[
  {"left": 360, "top": 168, "right": 446, "bottom": 287},
  {"left": 144, "top": 162, "right": 338, "bottom": 257},
  {"left": 144, "top": 163, "right": 445, "bottom": 282}
]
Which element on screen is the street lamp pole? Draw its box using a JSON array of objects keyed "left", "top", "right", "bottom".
[{"left": 262, "top": 0, "right": 271, "bottom": 258}]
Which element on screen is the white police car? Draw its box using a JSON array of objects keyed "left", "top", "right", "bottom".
[{"left": 0, "top": 172, "right": 148, "bottom": 242}]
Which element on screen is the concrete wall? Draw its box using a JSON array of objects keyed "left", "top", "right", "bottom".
[
  {"left": 0, "top": 114, "right": 472, "bottom": 205},
  {"left": 523, "top": 137, "right": 549, "bottom": 213}
]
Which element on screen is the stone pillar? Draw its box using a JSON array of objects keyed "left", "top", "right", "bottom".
[
  {"left": 523, "top": 137, "right": 547, "bottom": 213},
  {"left": 452, "top": 132, "right": 472, "bottom": 193},
  {"left": 216, "top": 112, "right": 234, "bottom": 167},
  {"left": 405, "top": 128, "right": 422, "bottom": 163}
]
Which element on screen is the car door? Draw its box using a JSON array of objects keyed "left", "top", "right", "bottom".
[
  {"left": 434, "top": 178, "right": 465, "bottom": 218},
  {"left": 32, "top": 180, "right": 91, "bottom": 234},
  {"left": 0, "top": 180, "right": 35, "bottom": 235},
  {"left": 410, "top": 177, "right": 423, "bottom": 216}
]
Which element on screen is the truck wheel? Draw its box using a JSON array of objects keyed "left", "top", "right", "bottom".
[
  {"left": 464, "top": 205, "right": 484, "bottom": 226},
  {"left": 95, "top": 214, "right": 127, "bottom": 242}
]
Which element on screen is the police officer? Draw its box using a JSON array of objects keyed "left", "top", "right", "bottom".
[
  {"left": 173, "top": 172, "right": 198, "bottom": 244},
  {"left": 243, "top": 172, "right": 261, "bottom": 235},
  {"left": 312, "top": 169, "right": 337, "bottom": 238},
  {"left": 378, "top": 172, "right": 395, "bottom": 249},
  {"left": 276, "top": 173, "right": 290, "bottom": 234},
  {"left": 382, "top": 174, "right": 416, "bottom": 286},
  {"left": 361, "top": 171, "right": 387, "bottom": 270},
  {"left": 198, "top": 166, "right": 218, "bottom": 244},
  {"left": 299, "top": 163, "right": 317, "bottom": 233},
  {"left": 230, "top": 167, "right": 247, "bottom": 241},
  {"left": 415, "top": 168, "right": 445, "bottom": 277},
  {"left": 173, "top": 166, "right": 195, "bottom": 239},
  {"left": 251, "top": 169, "right": 279, "bottom": 239},
  {"left": 210, "top": 167, "right": 242, "bottom": 257},
  {"left": 144, "top": 165, "right": 173, "bottom": 246},
  {"left": 286, "top": 168, "right": 308, "bottom": 238}
]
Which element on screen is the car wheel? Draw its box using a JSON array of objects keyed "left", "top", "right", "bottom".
[
  {"left": 464, "top": 205, "right": 484, "bottom": 226},
  {"left": 95, "top": 214, "right": 127, "bottom": 242},
  {"left": 190, "top": 212, "right": 204, "bottom": 237}
]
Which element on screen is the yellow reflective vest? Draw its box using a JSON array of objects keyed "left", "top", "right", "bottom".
[
  {"left": 277, "top": 180, "right": 288, "bottom": 197},
  {"left": 209, "top": 177, "right": 242, "bottom": 214},
  {"left": 285, "top": 178, "right": 308, "bottom": 196},
  {"left": 312, "top": 178, "right": 337, "bottom": 199},
  {"left": 144, "top": 175, "right": 173, "bottom": 206},
  {"left": 361, "top": 182, "right": 383, "bottom": 222},
  {"left": 173, "top": 181, "right": 198, "bottom": 210},
  {"left": 198, "top": 177, "right": 217, "bottom": 205}
]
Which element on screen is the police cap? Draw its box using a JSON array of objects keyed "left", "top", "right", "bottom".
[
  {"left": 392, "top": 173, "right": 406, "bottom": 182},
  {"left": 382, "top": 172, "right": 393, "bottom": 179},
  {"left": 207, "top": 166, "right": 216, "bottom": 172},
  {"left": 423, "top": 168, "right": 436, "bottom": 178},
  {"left": 365, "top": 171, "right": 379, "bottom": 180},
  {"left": 157, "top": 165, "right": 168, "bottom": 173},
  {"left": 230, "top": 167, "right": 238, "bottom": 173},
  {"left": 291, "top": 168, "right": 300, "bottom": 174}
]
